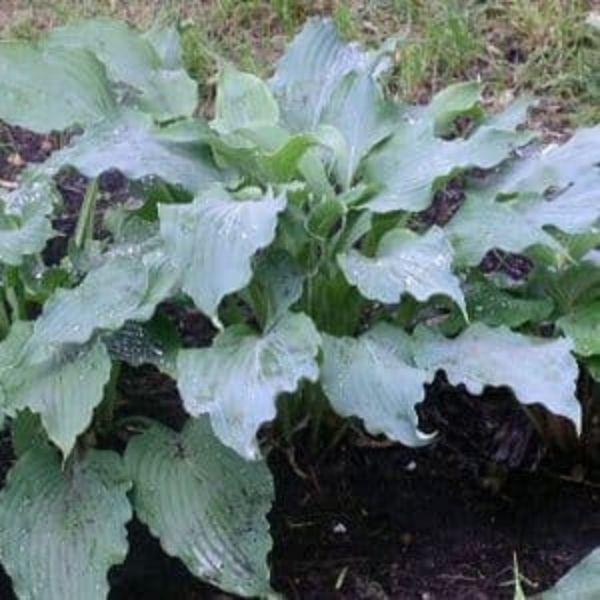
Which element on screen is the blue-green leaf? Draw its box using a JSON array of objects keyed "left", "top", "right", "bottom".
[
  {"left": 338, "top": 226, "right": 466, "bottom": 314},
  {"left": 321, "top": 323, "right": 434, "bottom": 446},
  {"left": 413, "top": 323, "right": 580, "bottom": 429},
  {"left": 125, "top": 417, "right": 274, "bottom": 597},
  {"left": 0, "top": 446, "right": 131, "bottom": 600},
  {"left": 0, "top": 42, "right": 116, "bottom": 131},
  {"left": 177, "top": 313, "right": 320, "bottom": 459},
  {"left": 159, "top": 185, "right": 286, "bottom": 320}
]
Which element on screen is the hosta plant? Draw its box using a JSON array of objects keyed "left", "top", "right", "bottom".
[{"left": 0, "top": 16, "right": 598, "bottom": 599}]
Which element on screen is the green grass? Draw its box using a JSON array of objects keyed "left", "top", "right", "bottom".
[{"left": 2, "top": 0, "right": 598, "bottom": 127}]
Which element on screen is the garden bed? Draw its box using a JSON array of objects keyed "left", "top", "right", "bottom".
[
  {"left": 0, "top": 121, "right": 598, "bottom": 597},
  {"left": 0, "top": 12, "right": 598, "bottom": 596}
]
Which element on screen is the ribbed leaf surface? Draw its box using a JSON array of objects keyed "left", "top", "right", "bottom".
[
  {"left": 125, "top": 418, "right": 274, "bottom": 597},
  {"left": 46, "top": 18, "right": 197, "bottom": 119},
  {"left": 0, "top": 43, "right": 115, "bottom": 131},
  {"left": 0, "top": 446, "right": 131, "bottom": 600},
  {"left": 364, "top": 88, "right": 533, "bottom": 213}
]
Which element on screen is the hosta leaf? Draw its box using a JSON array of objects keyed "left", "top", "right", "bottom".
[
  {"left": 213, "top": 127, "right": 315, "bottom": 183},
  {"left": 321, "top": 323, "right": 434, "bottom": 446},
  {"left": 125, "top": 418, "right": 274, "bottom": 597},
  {"left": 557, "top": 302, "right": 600, "bottom": 356},
  {"left": 144, "top": 25, "right": 185, "bottom": 69},
  {"left": 446, "top": 190, "right": 561, "bottom": 266},
  {"left": 443, "top": 278, "right": 553, "bottom": 333},
  {"left": 0, "top": 176, "right": 58, "bottom": 266},
  {"left": 270, "top": 18, "right": 379, "bottom": 130},
  {"left": 584, "top": 357, "right": 600, "bottom": 382},
  {"left": 178, "top": 312, "right": 320, "bottom": 459},
  {"left": 413, "top": 323, "right": 581, "bottom": 428},
  {"left": 213, "top": 64, "right": 279, "bottom": 133},
  {"left": 428, "top": 81, "right": 483, "bottom": 135},
  {"left": 310, "top": 271, "right": 364, "bottom": 336},
  {"left": 320, "top": 70, "right": 399, "bottom": 188},
  {"left": 31, "top": 255, "right": 149, "bottom": 348},
  {"left": 363, "top": 91, "right": 533, "bottom": 213},
  {"left": 542, "top": 548, "right": 600, "bottom": 599},
  {"left": 0, "top": 42, "right": 115, "bottom": 132},
  {"left": 46, "top": 18, "right": 197, "bottom": 119},
  {"left": 249, "top": 250, "right": 304, "bottom": 327},
  {"left": 496, "top": 126, "right": 600, "bottom": 197},
  {"left": 338, "top": 226, "right": 466, "bottom": 314},
  {"left": 543, "top": 261, "right": 600, "bottom": 312},
  {"left": 4, "top": 329, "right": 111, "bottom": 456},
  {"left": 0, "top": 446, "right": 131, "bottom": 600},
  {"left": 133, "top": 244, "right": 180, "bottom": 321},
  {"left": 447, "top": 128, "right": 600, "bottom": 265},
  {"left": 518, "top": 175, "right": 600, "bottom": 236},
  {"left": 306, "top": 198, "right": 347, "bottom": 240},
  {"left": 259, "top": 134, "right": 316, "bottom": 181},
  {"left": 11, "top": 409, "right": 47, "bottom": 457},
  {"left": 44, "top": 110, "right": 223, "bottom": 192},
  {"left": 159, "top": 185, "right": 286, "bottom": 319}
]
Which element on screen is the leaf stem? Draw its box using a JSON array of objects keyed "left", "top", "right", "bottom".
[
  {"left": 74, "top": 177, "right": 99, "bottom": 251},
  {"left": 4, "top": 266, "right": 26, "bottom": 321},
  {"left": 0, "top": 293, "right": 10, "bottom": 337}
]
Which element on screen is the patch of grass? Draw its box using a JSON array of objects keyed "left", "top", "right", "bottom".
[
  {"left": 333, "top": 4, "right": 359, "bottom": 40},
  {"left": 362, "top": 0, "right": 599, "bottom": 126},
  {"left": 1, "top": 0, "right": 598, "bottom": 127},
  {"left": 388, "top": 0, "right": 486, "bottom": 99}
]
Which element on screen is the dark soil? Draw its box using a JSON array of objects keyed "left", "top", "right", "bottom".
[
  {"left": 18, "top": 371, "right": 599, "bottom": 600},
  {"left": 0, "top": 123, "right": 599, "bottom": 600}
]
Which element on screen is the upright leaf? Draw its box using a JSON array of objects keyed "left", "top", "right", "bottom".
[
  {"left": 125, "top": 418, "right": 274, "bottom": 597},
  {"left": 249, "top": 250, "right": 304, "bottom": 327},
  {"left": 213, "top": 64, "right": 279, "bottom": 134},
  {"left": 178, "top": 312, "right": 320, "bottom": 459},
  {"left": 428, "top": 81, "right": 483, "bottom": 135},
  {"left": 159, "top": 185, "right": 286, "bottom": 319},
  {"left": 320, "top": 70, "right": 399, "bottom": 188},
  {"left": 413, "top": 323, "right": 581, "bottom": 428},
  {"left": 144, "top": 25, "right": 185, "bottom": 69},
  {"left": 0, "top": 446, "right": 131, "bottom": 600},
  {"left": 0, "top": 43, "right": 115, "bottom": 131},
  {"left": 338, "top": 226, "right": 466, "bottom": 314},
  {"left": 321, "top": 323, "right": 434, "bottom": 446},
  {"left": 270, "top": 18, "right": 378, "bottom": 130}
]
